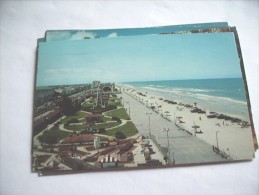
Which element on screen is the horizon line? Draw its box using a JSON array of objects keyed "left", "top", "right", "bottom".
[{"left": 36, "top": 77, "right": 243, "bottom": 88}]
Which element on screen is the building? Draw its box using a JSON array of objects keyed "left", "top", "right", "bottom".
[
  {"left": 91, "top": 81, "right": 116, "bottom": 94},
  {"left": 97, "top": 153, "right": 119, "bottom": 168},
  {"left": 36, "top": 87, "right": 55, "bottom": 99},
  {"left": 62, "top": 134, "right": 96, "bottom": 144},
  {"left": 94, "top": 137, "right": 101, "bottom": 149},
  {"left": 89, "top": 81, "right": 117, "bottom": 108},
  {"left": 63, "top": 86, "right": 75, "bottom": 95}
]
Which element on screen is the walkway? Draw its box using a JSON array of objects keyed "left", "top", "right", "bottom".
[{"left": 118, "top": 91, "right": 227, "bottom": 164}]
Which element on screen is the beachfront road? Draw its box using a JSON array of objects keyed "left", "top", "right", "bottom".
[{"left": 119, "top": 91, "right": 226, "bottom": 164}]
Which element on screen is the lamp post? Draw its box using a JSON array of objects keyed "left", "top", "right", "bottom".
[
  {"left": 146, "top": 112, "right": 152, "bottom": 138},
  {"left": 163, "top": 128, "right": 171, "bottom": 164},
  {"left": 120, "top": 97, "right": 124, "bottom": 106},
  {"left": 216, "top": 131, "right": 219, "bottom": 149},
  {"left": 125, "top": 101, "right": 130, "bottom": 117}
]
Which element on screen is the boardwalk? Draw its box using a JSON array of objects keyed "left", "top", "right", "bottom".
[{"left": 119, "top": 91, "right": 227, "bottom": 164}]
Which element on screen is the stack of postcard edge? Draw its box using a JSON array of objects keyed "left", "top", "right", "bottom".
[{"left": 33, "top": 22, "right": 257, "bottom": 176}]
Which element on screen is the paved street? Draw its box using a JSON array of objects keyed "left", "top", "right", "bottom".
[{"left": 119, "top": 91, "right": 227, "bottom": 164}]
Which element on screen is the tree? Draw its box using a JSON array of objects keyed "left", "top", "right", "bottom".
[
  {"left": 115, "top": 131, "right": 126, "bottom": 140},
  {"left": 112, "top": 116, "right": 121, "bottom": 123},
  {"left": 44, "top": 136, "right": 58, "bottom": 144},
  {"left": 73, "top": 99, "right": 81, "bottom": 112},
  {"left": 98, "top": 128, "right": 106, "bottom": 134},
  {"left": 60, "top": 97, "right": 75, "bottom": 116}
]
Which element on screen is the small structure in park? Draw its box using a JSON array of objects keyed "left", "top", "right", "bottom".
[{"left": 94, "top": 137, "right": 101, "bottom": 149}]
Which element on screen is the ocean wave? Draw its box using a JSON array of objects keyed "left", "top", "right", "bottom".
[
  {"left": 140, "top": 86, "right": 219, "bottom": 95},
  {"left": 128, "top": 85, "right": 247, "bottom": 105},
  {"left": 194, "top": 93, "right": 247, "bottom": 105},
  {"left": 187, "top": 88, "right": 220, "bottom": 92},
  {"left": 140, "top": 86, "right": 184, "bottom": 96}
]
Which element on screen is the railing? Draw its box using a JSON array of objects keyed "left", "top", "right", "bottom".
[
  {"left": 150, "top": 135, "right": 168, "bottom": 158},
  {"left": 212, "top": 146, "right": 233, "bottom": 160},
  {"left": 175, "top": 122, "right": 193, "bottom": 135}
]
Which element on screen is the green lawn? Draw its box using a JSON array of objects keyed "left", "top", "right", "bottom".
[
  {"left": 61, "top": 111, "right": 86, "bottom": 124},
  {"left": 96, "top": 121, "right": 121, "bottom": 129},
  {"left": 38, "top": 126, "right": 70, "bottom": 144},
  {"left": 64, "top": 124, "right": 84, "bottom": 131},
  {"left": 103, "top": 116, "right": 114, "bottom": 122},
  {"left": 105, "top": 108, "right": 130, "bottom": 120},
  {"left": 64, "top": 120, "right": 120, "bottom": 131},
  {"left": 104, "top": 121, "right": 138, "bottom": 138}
]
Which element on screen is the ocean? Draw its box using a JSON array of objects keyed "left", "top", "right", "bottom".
[{"left": 123, "top": 78, "right": 250, "bottom": 120}]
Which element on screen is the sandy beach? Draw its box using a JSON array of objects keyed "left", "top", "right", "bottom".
[
  {"left": 117, "top": 90, "right": 229, "bottom": 164},
  {"left": 119, "top": 85, "right": 255, "bottom": 161}
]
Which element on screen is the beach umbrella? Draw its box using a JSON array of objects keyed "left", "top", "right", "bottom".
[
  {"left": 176, "top": 116, "right": 182, "bottom": 122},
  {"left": 192, "top": 125, "right": 200, "bottom": 129},
  {"left": 192, "top": 122, "right": 200, "bottom": 133},
  {"left": 164, "top": 111, "right": 170, "bottom": 117}
]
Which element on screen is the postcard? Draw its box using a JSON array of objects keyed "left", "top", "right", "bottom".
[
  {"left": 33, "top": 25, "right": 257, "bottom": 175},
  {"left": 44, "top": 22, "right": 229, "bottom": 42}
]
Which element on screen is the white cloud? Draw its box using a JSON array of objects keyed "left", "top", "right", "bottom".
[
  {"left": 107, "top": 32, "right": 118, "bottom": 38},
  {"left": 71, "top": 31, "right": 97, "bottom": 40},
  {"left": 47, "top": 31, "right": 71, "bottom": 41}
]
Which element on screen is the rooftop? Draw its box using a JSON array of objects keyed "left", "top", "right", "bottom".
[
  {"left": 85, "top": 114, "right": 103, "bottom": 118},
  {"left": 62, "top": 134, "right": 96, "bottom": 144}
]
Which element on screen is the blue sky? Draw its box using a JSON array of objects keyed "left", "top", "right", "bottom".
[{"left": 37, "top": 32, "right": 242, "bottom": 86}]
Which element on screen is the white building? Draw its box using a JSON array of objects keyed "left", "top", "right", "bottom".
[
  {"left": 94, "top": 137, "right": 101, "bottom": 149},
  {"left": 36, "top": 87, "right": 55, "bottom": 99}
]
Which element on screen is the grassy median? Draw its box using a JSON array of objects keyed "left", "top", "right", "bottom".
[
  {"left": 105, "top": 108, "right": 130, "bottom": 120},
  {"left": 104, "top": 121, "right": 138, "bottom": 138},
  {"left": 61, "top": 111, "right": 86, "bottom": 124},
  {"left": 38, "top": 126, "right": 70, "bottom": 144}
]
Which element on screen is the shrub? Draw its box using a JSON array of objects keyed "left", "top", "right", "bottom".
[
  {"left": 115, "top": 131, "right": 126, "bottom": 140},
  {"left": 98, "top": 128, "right": 106, "bottom": 134},
  {"left": 112, "top": 116, "right": 121, "bottom": 123}
]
